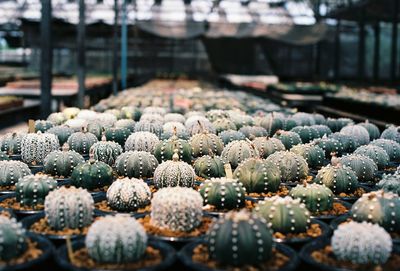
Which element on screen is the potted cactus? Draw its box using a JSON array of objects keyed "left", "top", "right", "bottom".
[
  {"left": 89, "top": 136, "right": 123, "bottom": 166},
  {"left": 0, "top": 160, "right": 32, "bottom": 194},
  {"left": 218, "top": 129, "right": 246, "bottom": 145},
  {"left": 124, "top": 131, "right": 160, "bottom": 153},
  {"left": 115, "top": 150, "right": 158, "bottom": 180},
  {"left": 0, "top": 132, "right": 25, "bottom": 160},
  {"left": 193, "top": 154, "right": 226, "bottom": 181}
]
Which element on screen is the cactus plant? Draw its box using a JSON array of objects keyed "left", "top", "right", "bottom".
[
  {"left": 194, "top": 155, "right": 226, "bottom": 179},
  {"left": 221, "top": 140, "right": 259, "bottom": 169},
  {"left": 310, "top": 125, "right": 332, "bottom": 137},
  {"left": 44, "top": 186, "right": 94, "bottom": 230},
  {"left": 314, "top": 164, "right": 359, "bottom": 195},
  {"left": 289, "top": 183, "right": 334, "bottom": 213},
  {"left": 140, "top": 113, "right": 164, "bottom": 123},
  {"left": 89, "top": 139, "right": 123, "bottom": 166},
  {"left": 161, "top": 122, "right": 189, "bottom": 140},
  {"left": 212, "top": 118, "right": 237, "bottom": 134},
  {"left": 380, "top": 126, "right": 400, "bottom": 144},
  {"left": 0, "top": 151, "right": 9, "bottom": 161},
  {"left": 292, "top": 112, "right": 316, "bottom": 126},
  {"left": 87, "top": 122, "right": 103, "bottom": 140},
  {"left": 339, "top": 154, "right": 378, "bottom": 183},
  {"left": 34, "top": 120, "right": 54, "bottom": 132},
  {"left": 120, "top": 106, "right": 141, "bottom": 121},
  {"left": 16, "top": 174, "right": 57, "bottom": 207},
  {"left": 205, "top": 110, "right": 229, "bottom": 122},
  {"left": 312, "top": 136, "right": 344, "bottom": 158},
  {"left": 124, "top": 131, "right": 159, "bottom": 153},
  {"left": 0, "top": 132, "right": 25, "bottom": 156},
  {"left": 377, "top": 173, "right": 400, "bottom": 195},
  {"left": 115, "top": 151, "right": 158, "bottom": 179},
  {"left": 329, "top": 132, "right": 359, "bottom": 153},
  {"left": 106, "top": 178, "right": 151, "bottom": 211},
  {"left": 256, "top": 113, "right": 284, "bottom": 135},
  {"left": 65, "top": 118, "right": 88, "bottom": 132},
  {"left": 340, "top": 125, "right": 370, "bottom": 145},
  {"left": 252, "top": 137, "right": 285, "bottom": 159},
  {"left": 134, "top": 120, "right": 163, "bottom": 137},
  {"left": 326, "top": 118, "right": 354, "bottom": 132},
  {"left": 47, "top": 112, "right": 67, "bottom": 125},
  {"left": 207, "top": 210, "right": 273, "bottom": 266},
  {"left": 71, "top": 159, "right": 114, "bottom": 190},
  {"left": 0, "top": 160, "right": 31, "bottom": 187},
  {"left": 21, "top": 132, "right": 60, "bottom": 165},
  {"left": 238, "top": 126, "right": 268, "bottom": 139},
  {"left": 143, "top": 106, "right": 166, "bottom": 116},
  {"left": 153, "top": 151, "right": 195, "bottom": 188},
  {"left": 266, "top": 151, "right": 309, "bottom": 183},
  {"left": 370, "top": 139, "right": 400, "bottom": 162},
  {"left": 62, "top": 107, "right": 80, "bottom": 119},
  {"left": 199, "top": 177, "right": 246, "bottom": 210},
  {"left": 354, "top": 145, "right": 390, "bottom": 170},
  {"left": 0, "top": 216, "right": 27, "bottom": 261},
  {"left": 43, "top": 144, "right": 85, "bottom": 178},
  {"left": 190, "top": 132, "right": 224, "bottom": 158},
  {"left": 234, "top": 157, "right": 281, "bottom": 193},
  {"left": 273, "top": 130, "right": 302, "bottom": 149},
  {"left": 164, "top": 113, "right": 185, "bottom": 124},
  {"left": 96, "top": 113, "right": 117, "bottom": 128},
  {"left": 290, "top": 143, "right": 325, "bottom": 169},
  {"left": 290, "top": 126, "right": 320, "bottom": 143},
  {"left": 186, "top": 117, "right": 216, "bottom": 135},
  {"left": 47, "top": 125, "right": 74, "bottom": 145},
  {"left": 86, "top": 214, "right": 148, "bottom": 264},
  {"left": 67, "top": 131, "right": 98, "bottom": 156},
  {"left": 114, "top": 119, "right": 135, "bottom": 132},
  {"left": 253, "top": 196, "right": 311, "bottom": 234},
  {"left": 219, "top": 130, "right": 246, "bottom": 145},
  {"left": 331, "top": 221, "right": 392, "bottom": 264},
  {"left": 358, "top": 121, "right": 380, "bottom": 140},
  {"left": 150, "top": 187, "right": 203, "bottom": 232},
  {"left": 104, "top": 127, "right": 132, "bottom": 148},
  {"left": 154, "top": 135, "right": 192, "bottom": 163},
  {"left": 227, "top": 111, "right": 254, "bottom": 129},
  {"left": 351, "top": 190, "right": 400, "bottom": 232}
]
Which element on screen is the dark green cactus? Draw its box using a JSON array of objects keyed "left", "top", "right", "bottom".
[
  {"left": 370, "top": 139, "right": 400, "bottom": 162},
  {"left": 289, "top": 182, "right": 334, "bottom": 213},
  {"left": 340, "top": 125, "right": 370, "bottom": 146},
  {"left": 292, "top": 112, "right": 316, "bottom": 126},
  {"left": 312, "top": 136, "right": 344, "bottom": 157},
  {"left": 273, "top": 130, "right": 302, "bottom": 150},
  {"left": 34, "top": 120, "right": 54, "bottom": 132},
  {"left": 266, "top": 151, "right": 309, "bottom": 183},
  {"left": 257, "top": 113, "right": 284, "bottom": 135},
  {"left": 290, "top": 143, "right": 325, "bottom": 169},
  {"left": 0, "top": 216, "right": 27, "bottom": 261},
  {"left": 0, "top": 132, "right": 24, "bottom": 156},
  {"left": 310, "top": 125, "right": 332, "bottom": 137},
  {"left": 190, "top": 132, "right": 224, "bottom": 158},
  {"left": 71, "top": 159, "right": 114, "bottom": 190},
  {"left": 16, "top": 174, "right": 58, "bottom": 207},
  {"left": 358, "top": 121, "right": 380, "bottom": 141},
  {"left": 43, "top": 143, "right": 85, "bottom": 178},
  {"left": 290, "top": 126, "right": 320, "bottom": 143},
  {"left": 354, "top": 145, "right": 390, "bottom": 170},
  {"left": 326, "top": 118, "right": 354, "bottom": 132},
  {"left": 67, "top": 131, "right": 98, "bottom": 155},
  {"left": 154, "top": 135, "right": 192, "bottom": 163},
  {"left": 380, "top": 126, "right": 400, "bottom": 144},
  {"left": 47, "top": 125, "right": 74, "bottom": 145},
  {"left": 89, "top": 139, "right": 123, "bottom": 166},
  {"left": 314, "top": 164, "right": 359, "bottom": 195},
  {"left": 115, "top": 151, "right": 158, "bottom": 179},
  {"left": 252, "top": 137, "right": 285, "bottom": 158},
  {"left": 194, "top": 155, "right": 226, "bottom": 179},
  {"left": 87, "top": 122, "right": 103, "bottom": 140},
  {"left": 329, "top": 132, "right": 359, "bottom": 153},
  {"left": 339, "top": 154, "right": 378, "bottom": 183},
  {"left": 219, "top": 130, "right": 246, "bottom": 145},
  {"left": 104, "top": 127, "right": 132, "bottom": 149}
]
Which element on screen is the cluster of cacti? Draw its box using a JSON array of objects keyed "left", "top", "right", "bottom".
[
  {"left": 253, "top": 196, "right": 311, "bottom": 234},
  {"left": 218, "top": 130, "right": 245, "bottom": 145},
  {"left": 106, "top": 178, "right": 151, "bottom": 211},
  {"left": 326, "top": 118, "right": 353, "bottom": 132},
  {"left": 199, "top": 177, "right": 246, "bottom": 210},
  {"left": 89, "top": 139, "right": 123, "bottom": 166},
  {"left": 314, "top": 164, "right": 359, "bottom": 194},
  {"left": 377, "top": 173, "right": 400, "bottom": 195},
  {"left": 86, "top": 122, "right": 103, "bottom": 140},
  {"left": 164, "top": 113, "right": 185, "bottom": 124},
  {"left": 124, "top": 131, "right": 159, "bottom": 153},
  {"left": 234, "top": 158, "right": 281, "bottom": 193},
  {"left": 358, "top": 121, "right": 380, "bottom": 140},
  {"left": 0, "top": 160, "right": 31, "bottom": 187},
  {"left": 86, "top": 214, "right": 148, "bottom": 264},
  {"left": 21, "top": 132, "right": 60, "bottom": 165},
  {"left": 238, "top": 126, "right": 267, "bottom": 139},
  {"left": 67, "top": 131, "right": 98, "bottom": 156},
  {"left": 47, "top": 125, "right": 74, "bottom": 145},
  {"left": 161, "top": 122, "right": 189, "bottom": 140},
  {"left": 212, "top": 118, "right": 237, "bottom": 134},
  {"left": 312, "top": 136, "right": 344, "bottom": 157},
  {"left": 329, "top": 132, "right": 359, "bottom": 153},
  {"left": 120, "top": 106, "right": 141, "bottom": 121},
  {"left": 290, "top": 143, "right": 325, "bottom": 169},
  {"left": 150, "top": 187, "right": 203, "bottom": 232},
  {"left": 266, "top": 151, "right": 309, "bottom": 183},
  {"left": 0, "top": 132, "right": 25, "bottom": 156},
  {"left": 154, "top": 136, "right": 191, "bottom": 163},
  {"left": 134, "top": 120, "right": 163, "bottom": 137},
  {"left": 114, "top": 119, "right": 135, "bottom": 132},
  {"left": 190, "top": 132, "right": 224, "bottom": 158},
  {"left": 370, "top": 139, "right": 400, "bottom": 162},
  {"left": 354, "top": 145, "right": 389, "bottom": 170},
  {"left": 115, "top": 151, "right": 158, "bottom": 179},
  {"left": 331, "top": 221, "right": 392, "bottom": 264},
  {"left": 34, "top": 120, "right": 54, "bottom": 132},
  {"left": 311, "top": 125, "right": 332, "bottom": 137},
  {"left": 289, "top": 183, "right": 334, "bottom": 213},
  {"left": 71, "top": 159, "right": 114, "bottom": 190},
  {"left": 104, "top": 127, "right": 132, "bottom": 147},
  {"left": 65, "top": 118, "right": 88, "bottom": 132},
  {"left": 290, "top": 126, "right": 320, "bottom": 143},
  {"left": 273, "top": 130, "right": 302, "bottom": 150},
  {"left": 221, "top": 140, "right": 259, "bottom": 169},
  {"left": 194, "top": 155, "right": 226, "bottom": 179},
  {"left": 340, "top": 125, "right": 370, "bottom": 145},
  {"left": 0, "top": 216, "right": 27, "bottom": 261},
  {"left": 351, "top": 190, "right": 400, "bottom": 232},
  {"left": 44, "top": 186, "right": 94, "bottom": 230},
  {"left": 252, "top": 137, "right": 285, "bottom": 158},
  {"left": 339, "top": 154, "right": 378, "bottom": 182},
  {"left": 207, "top": 210, "right": 273, "bottom": 266},
  {"left": 43, "top": 144, "right": 84, "bottom": 178},
  {"left": 205, "top": 109, "right": 229, "bottom": 122},
  {"left": 380, "top": 126, "right": 400, "bottom": 144},
  {"left": 153, "top": 152, "right": 195, "bottom": 188},
  {"left": 16, "top": 174, "right": 57, "bottom": 207},
  {"left": 47, "top": 112, "right": 67, "bottom": 125},
  {"left": 186, "top": 117, "right": 216, "bottom": 135},
  {"left": 292, "top": 112, "right": 316, "bottom": 126}
]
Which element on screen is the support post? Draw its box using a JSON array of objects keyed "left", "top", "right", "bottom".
[
  {"left": 358, "top": 8, "right": 366, "bottom": 81},
  {"left": 121, "top": 0, "right": 128, "bottom": 90},
  {"left": 391, "top": 0, "right": 399, "bottom": 82},
  {"left": 373, "top": 22, "right": 380, "bottom": 81},
  {"left": 314, "top": 0, "right": 321, "bottom": 80},
  {"left": 334, "top": 19, "right": 341, "bottom": 80},
  {"left": 112, "top": 0, "right": 119, "bottom": 95},
  {"left": 40, "top": 0, "right": 52, "bottom": 118},
  {"left": 77, "top": 0, "right": 85, "bottom": 108}
]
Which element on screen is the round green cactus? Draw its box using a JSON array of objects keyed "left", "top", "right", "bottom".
[
  {"left": 86, "top": 214, "right": 148, "bottom": 264},
  {"left": 47, "top": 112, "right": 67, "bottom": 125},
  {"left": 312, "top": 136, "right": 344, "bottom": 158},
  {"left": 199, "top": 177, "right": 246, "bottom": 210},
  {"left": 219, "top": 130, "right": 246, "bottom": 145},
  {"left": 0, "top": 160, "right": 31, "bottom": 187},
  {"left": 326, "top": 118, "right": 354, "bottom": 132},
  {"left": 370, "top": 139, "right": 400, "bottom": 162},
  {"left": 290, "top": 143, "right": 325, "bottom": 169},
  {"left": 104, "top": 127, "right": 132, "bottom": 148},
  {"left": 233, "top": 157, "right": 281, "bottom": 193},
  {"left": 329, "top": 132, "right": 359, "bottom": 153},
  {"left": 314, "top": 164, "right": 359, "bottom": 195},
  {"left": 106, "top": 178, "right": 151, "bottom": 211},
  {"left": 252, "top": 137, "right": 285, "bottom": 159},
  {"left": 89, "top": 139, "right": 123, "bottom": 166},
  {"left": 114, "top": 119, "right": 135, "bottom": 132},
  {"left": 340, "top": 125, "right": 370, "bottom": 146},
  {"left": 289, "top": 183, "right": 334, "bottom": 213},
  {"left": 43, "top": 144, "right": 85, "bottom": 178},
  {"left": 71, "top": 159, "right": 114, "bottom": 190},
  {"left": 120, "top": 106, "right": 142, "bottom": 121},
  {"left": 186, "top": 117, "right": 216, "bottom": 136},
  {"left": 124, "top": 131, "right": 159, "bottom": 153},
  {"left": 351, "top": 190, "right": 400, "bottom": 232},
  {"left": 47, "top": 125, "right": 74, "bottom": 145},
  {"left": 290, "top": 126, "right": 320, "bottom": 143},
  {"left": 194, "top": 155, "right": 226, "bottom": 179},
  {"left": 115, "top": 151, "right": 158, "bottom": 179},
  {"left": 67, "top": 131, "right": 98, "bottom": 155},
  {"left": 87, "top": 122, "right": 103, "bottom": 140},
  {"left": 212, "top": 118, "right": 237, "bottom": 134},
  {"left": 0, "top": 216, "right": 27, "bottom": 261},
  {"left": 354, "top": 145, "right": 390, "bottom": 170},
  {"left": 16, "top": 174, "right": 57, "bottom": 207},
  {"left": 339, "top": 154, "right": 378, "bottom": 183},
  {"left": 134, "top": 120, "right": 163, "bottom": 137},
  {"left": 154, "top": 135, "right": 192, "bottom": 163},
  {"left": 310, "top": 125, "right": 332, "bottom": 137},
  {"left": 161, "top": 122, "right": 189, "bottom": 140},
  {"left": 45, "top": 186, "right": 94, "bottom": 230},
  {"left": 35, "top": 120, "right": 54, "bottom": 132},
  {"left": 0, "top": 132, "right": 25, "bottom": 156},
  {"left": 380, "top": 126, "right": 400, "bottom": 144},
  {"left": 253, "top": 196, "right": 311, "bottom": 234},
  {"left": 205, "top": 109, "right": 229, "bottom": 122},
  {"left": 256, "top": 113, "right": 284, "bottom": 135},
  {"left": 164, "top": 113, "right": 185, "bottom": 124},
  {"left": 266, "top": 151, "right": 309, "bottom": 183},
  {"left": 377, "top": 173, "right": 400, "bottom": 195},
  {"left": 358, "top": 121, "right": 380, "bottom": 141},
  {"left": 238, "top": 126, "right": 268, "bottom": 139},
  {"left": 292, "top": 112, "right": 316, "bottom": 126},
  {"left": 221, "top": 140, "right": 259, "bottom": 169},
  {"left": 207, "top": 210, "right": 273, "bottom": 266},
  {"left": 21, "top": 132, "right": 60, "bottom": 165},
  {"left": 190, "top": 132, "right": 224, "bottom": 158},
  {"left": 273, "top": 130, "right": 302, "bottom": 150}
]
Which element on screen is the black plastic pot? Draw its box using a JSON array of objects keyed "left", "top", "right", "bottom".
[
  {"left": 28, "top": 165, "right": 44, "bottom": 174},
  {"left": 0, "top": 206, "right": 16, "bottom": 219},
  {"left": 1, "top": 233, "right": 54, "bottom": 271},
  {"left": 245, "top": 185, "right": 292, "bottom": 201},
  {"left": 56, "top": 239, "right": 176, "bottom": 271},
  {"left": 56, "top": 178, "right": 71, "bottom": 186},
  {"left": 92, "top": 193, "right": 151, "bottom": 217},
  {"left": 0, "top": 189, "right": 16, "bottom": 196},
  {"left": 0, "top": 193, "right": 45, "bottom": 220},
  {"left": 178, "top": 240, "right": 299, "bottom": 271},
  {"left": 9, "top": 154, "right": 22, "bottom": 161},
  {"left": 310, "top": 200, "right": 352, "bottom": 223},
  {"left": 333, "top": 185, "right": 372, "bottom": 203}
]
